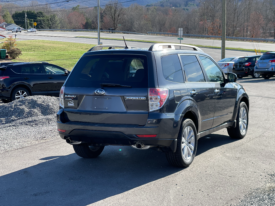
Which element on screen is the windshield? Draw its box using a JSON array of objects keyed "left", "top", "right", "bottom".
[
  {"left": 259, "top": 53, "right": 275, "bottom": 60},
  {"left": 219, "top": 57, "right": 235, "bottom": 62},
  {"left": 65, "top": 55, "right": 148, "bottom": 88}
]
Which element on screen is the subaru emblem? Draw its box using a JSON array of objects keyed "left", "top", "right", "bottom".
[{"left": 95, "top": 88, "right": 106, "bottom": 95}]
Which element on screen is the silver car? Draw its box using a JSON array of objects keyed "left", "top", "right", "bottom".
[
  {"left": 218, "top": 56, "right": 244, "bottom": 75},
  {"left": 254, "top": 52, "right": 275, "bottom": 79}
]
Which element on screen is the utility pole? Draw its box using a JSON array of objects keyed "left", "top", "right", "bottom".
[
  {"left": 97, "top": 0, "right": 101, "bottom": 45},
  {"left": 25, "top": 11, "right": 27, "bottom": 30},
  {"left": 221, "top": 0, "right": 226, "bottom": 59}
]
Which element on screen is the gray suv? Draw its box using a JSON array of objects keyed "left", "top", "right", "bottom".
[
  {"left": 255, "top": 52, "right": 275, "bottom": 79},
  {"left": 57, "top": 44, "right": 249, "bottom": 168}
]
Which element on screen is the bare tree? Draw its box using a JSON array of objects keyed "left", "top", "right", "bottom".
[{"left": 104, "top": 0, "right": 123, "bottom": 30}]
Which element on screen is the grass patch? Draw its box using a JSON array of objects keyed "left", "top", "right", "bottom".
[
  {"left": 76, "top": 36, "right": 267, "bottom": 53},
  {"left": 14, "top": 40, "right": 94, "bottom": 70}
]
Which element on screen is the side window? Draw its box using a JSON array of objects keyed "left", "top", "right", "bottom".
[
  {"left": 180, "top": 55, "right": 205, "bottom": 82},
  {"left": 199, "top": 55, "right": 224, "bottom": 83},
  {"left": 161, "top": 54, "right": 184, "bottom": 83},
  {"left": 21, "top": 66, "right": 32, "bottom": 74},
  {"left": 12, "top": 66, "right": 21, "bottom": 73},
  {"left": 32, "top": 65, "right": 47, "bottom": 74},
  {"left": 44, "top": 65, "right": 65, "bottom": 75}
]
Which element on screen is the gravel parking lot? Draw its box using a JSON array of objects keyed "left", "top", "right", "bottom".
[{"left": 0, "top": 78, "right": 275, "bottom": 206}]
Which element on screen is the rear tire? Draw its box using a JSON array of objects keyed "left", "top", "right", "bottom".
[
  {"left": 165, "top": 119, "right": 198, "bottom": 168},
  {"left": 11, "top": 87, "right": 30, "bottom": 101},
  {"left": 227, "top": 102, "right": 249, "bottom": 139},
  {"left": 73, "top": 144, "right": 104, "bottom": 158},
  {"left": 263, "top": 74, "right": 271, "bottom": 79},
  {"left": 252, "top": 71, "right": 260, "bottom": 78}
]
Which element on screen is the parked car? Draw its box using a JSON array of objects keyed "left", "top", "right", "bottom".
[
  {"left": 254, "top": 51, "right": 275, "bottom": 79},
  {"left": 0, "top": 62, "right": 70, "bottom": 103},
  {"left": 217, "top": 56, "right": 244, "bottom": 75},
  {"left": 233, "top": 55, "right": 261, "bottom": 78},
  {"left": 11, "top": 27, "right": 22, "bottom": 33},
  {"left": 27, "top": 28, "right": 37, "bottom": 32},
  {"left": 57, "top": 43, "right": 249, "bottom": 168}
]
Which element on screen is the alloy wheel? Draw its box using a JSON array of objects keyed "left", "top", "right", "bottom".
[
  {"left": 15, "top": 90, "right": 28, "bottom": 100},
  {"left": 181, "top": 126, "right": 195, "bottom": 162},
  {"left": 254, "top": 71, "right": 260, "bottom": 78},
  {"left": 239, "top": 106, "right": 248, "bottom": 135}
]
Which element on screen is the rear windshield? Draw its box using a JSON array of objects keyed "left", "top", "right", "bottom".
[
  {"left": 260, "top": 53, "right": 275, "bottom": 60},
  {"left": 219, "top": 57, "right": 235, "bottom": 62},
  {"left": 65, "top": 55, "right": 148, "bottom": 88},
  {"left": 236, "top": 57, "right": 249, "bottom": 63}
]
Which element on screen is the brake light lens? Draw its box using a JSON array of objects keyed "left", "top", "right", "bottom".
[
  {"left": 270, "top": 60, "right": 275, "bottom": 65},
  {"left": 149, "top": 88, "right": 169, "bottom": 112},
  {"left": 244, "top": 62, "right": 252, "bottom": 66},
  {"left": 0, "top": 76, "right": 9, "bottom": 80},
  {"left": 60, "top": 86, "right": 65, "bottom": 108},
  {"left": 58, "top": 129, "right": 66, "bottom": 133},
  {"left": 224, "top": 63, "right": 229, "bottom": 67}
]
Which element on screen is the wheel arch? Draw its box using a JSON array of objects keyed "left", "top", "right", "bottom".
[{"left": 11, "top": 84, "right": 32, "bottom": 97}]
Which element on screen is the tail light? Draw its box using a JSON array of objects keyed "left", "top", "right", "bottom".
[
  {"left": 149, "top": 88, "right": 169, "bottom": 112},
  {"left": 60, "top": 86, "right": 65, "bottom": 108},
  {"left": 0, "top": 76, "right": 9, "bottom": 80},
  {"left": 225, "top": 63, "right": 229, "bottom": 67},
  {"left": 270, "top": 60, "right": 275, "bottom": 65},
  {"left": 244, "top": 62, "right": 252, "bottom": 66}
]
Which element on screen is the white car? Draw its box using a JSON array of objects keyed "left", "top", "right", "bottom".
[
  {"left": 11, "top": 27, "right": 22, "bottom": 33},
  {"left": 218, "top": 56, "right": 244, "bottom": 74},
  {"left": 27, "top": 28, "right": 37, "bottom": 32}
]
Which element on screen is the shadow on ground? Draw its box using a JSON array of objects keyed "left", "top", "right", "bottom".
[{"left": 0, "top": 134, "right": 236, "bottom": 206}]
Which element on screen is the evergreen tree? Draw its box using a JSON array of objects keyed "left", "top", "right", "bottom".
[{"left": 3, "top": 10, "right": 14, "bottom": 24}]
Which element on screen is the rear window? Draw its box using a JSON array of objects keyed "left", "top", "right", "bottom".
[
  {"left": 260, "top": 53, "right": 275, "bottom": 60},
  {"left": 161, "top": 54, "right": 184, "bottom": 83},
  {"left": 219, "top": 57, "right": 235, "bottom": 62},
  {"left": 65, "top": 55, "right": 148, "bottom": 88}
]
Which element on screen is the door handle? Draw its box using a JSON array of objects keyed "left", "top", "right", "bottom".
[{"left": 190, "top": 90, "right": 197, "bottom": 96}]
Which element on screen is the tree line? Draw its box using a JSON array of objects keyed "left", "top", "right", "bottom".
[{"left": 0, "top": 0, "right": 275, "bottom": 38}]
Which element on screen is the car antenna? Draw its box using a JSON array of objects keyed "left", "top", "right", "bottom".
[{"left": 123, "top": 36, "right": 128, "bottom": 49}]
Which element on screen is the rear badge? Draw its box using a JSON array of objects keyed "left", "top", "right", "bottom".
[
  {"left": 65, "top": 95, "right": 77, "bottom": 100},
  {"left": 68, "top": 100, "right": 75, "bottom": 107},
  {"left": 125, "top": 97, "right": 146, "bottom": 101}
]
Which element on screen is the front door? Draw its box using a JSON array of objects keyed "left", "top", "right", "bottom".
[
  {"left": 198, "top": 55, "right": 237, "bottom": 128},
  {"left": 180, "top": 55, "right": 216, "bottom": 132}
]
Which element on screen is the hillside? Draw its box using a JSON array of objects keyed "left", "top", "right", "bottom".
[{"left": 147, "top": 0, "right": 200, "bottom": 8}]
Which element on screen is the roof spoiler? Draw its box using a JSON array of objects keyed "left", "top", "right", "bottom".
[{"left": 88, "top": 45, "right": 135, "bottom": 52}]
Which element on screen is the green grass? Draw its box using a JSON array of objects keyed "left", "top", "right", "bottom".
[
  {"left": 76, "top": 36, "right": 267, "bottom": 53},
  {"left": 15, "top": 40, "right": 95, "bottom": 70}
]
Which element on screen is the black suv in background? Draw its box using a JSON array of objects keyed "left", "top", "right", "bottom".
[
  {"left": 57, "top": 44, "right": 249, "bottom": 168},
  {"left": 0, "top": 62, "right": 69, "bottom": 102},
  {"left": 233, "top": 55, "right": 261, "bottom": 78}
]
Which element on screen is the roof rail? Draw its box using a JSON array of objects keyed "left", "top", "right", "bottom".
[
  {"left": 88, "top": 45, "right": 135, "bottom": 52},
  {"left": 148, "top": 43, "right": 203, "bottom": 52}
]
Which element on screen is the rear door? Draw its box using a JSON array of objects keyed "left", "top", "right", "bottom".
[
  {"left": 180, "top": 55, "right": 216, "bottom": 132},
  {"left": 63, "top": 54, "right": 150, "bottom": 126}
]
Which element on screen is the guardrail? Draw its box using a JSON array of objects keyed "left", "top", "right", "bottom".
[{"left": 36, "top": 29, "right": 275, "bottom": 42}]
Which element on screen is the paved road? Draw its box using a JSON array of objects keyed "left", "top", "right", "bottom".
[
  {"left": 3, "top": 30, "right": 275, "bottom": 52},
  {"left": 3, "top": 31, "right": 255, "bottom": 62},
  {"left": 0, "top": 77, "right": 275, "bottom": 206}
]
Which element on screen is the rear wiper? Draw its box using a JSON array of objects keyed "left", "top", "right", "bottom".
[{"left": 101, "top": 83, "right": 131, "bottom": 88}]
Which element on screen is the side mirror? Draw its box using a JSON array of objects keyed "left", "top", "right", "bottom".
[
  {"left": 227, "top": 73, "right": 237, "bottom": 82},
  {"left": 65, "top": 70, "right": 69, "bottom": 75}
]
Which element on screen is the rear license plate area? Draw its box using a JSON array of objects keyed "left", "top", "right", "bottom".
[{"left": 92, "top": 97, "right": 111, "bottom": 110}]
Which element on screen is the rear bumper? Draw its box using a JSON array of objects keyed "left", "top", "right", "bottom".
[
  {"left": 56, "top": 109, "right": 179, "bottom": 149},
  {"left": 255, "top": 67, "right": 275, "bottom": 75}
]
